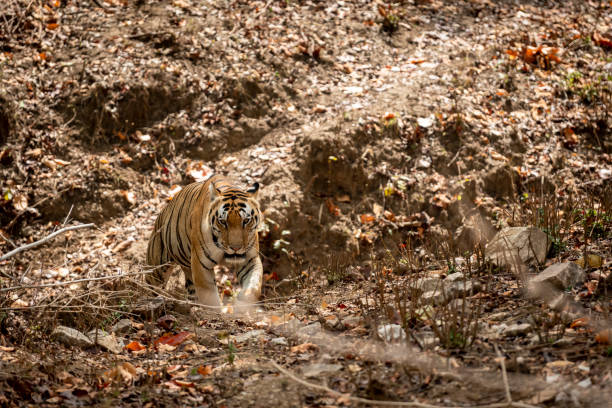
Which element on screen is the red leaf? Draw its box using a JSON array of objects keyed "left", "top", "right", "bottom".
[
  {"left": 197, "top": 365, "right": 213, "bottom": 376},
  {"left": 325, "top": 198, "right": 340, "bottom": 217},
  {"left": 172, "top": 380, "right": 195, "bottom": 388},
  {"left": 155, "top": 331, "right": 193, "bottom": 347},
  {"left": 570, "top": 317, "right": 589, "bottom": 329},
  {"left": 360, "top": 214, "right": 375, "bottom": 224},
  {"left": 593, "top": 32, "right": 612, "bottom": 49},
  {"left": 125, "top": 341, "right": 146, "bottom": 351}
]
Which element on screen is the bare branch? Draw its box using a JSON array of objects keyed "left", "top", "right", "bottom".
[
  {"left": 0, "top": 270, "right": 152, "bottom": 292},
  {"left": 0, "top": 223, "right": 95, "bottom": 262}
]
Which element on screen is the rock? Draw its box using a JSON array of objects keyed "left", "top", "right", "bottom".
[
  {"left": 486, "top": 227, "right": 549, "bottom": 268},
  {"left": 297, "top": 322, "right": 322, "bottom": 337},
  {"left": 416, "top": 277, "right": 442, "bottom": 292},
  {"left": 111, "top": 319, "right": 132, "bottom": 335},
  {"left": 52, "top": 326, "right": 93, "bottom": 348},
  {"left": 421, "top": 289, "right": 447, "bottom": 305},
  {"left": 233, "top": 330, "right": 266, "bottom": 344},
  {"left": 531, "top": 262, "right": 585, "bottom": 290},
  {"left": 447, "top": 280, "right": 481, "bottom": 299},
  {"left": 341, "top": 315, "right": 362, "bottom": 329},
  {"left": 488, "top": 311, "right": 510, "bottom": 321},
  {"left": 301, "top": 363, "right": 342, "bottom": 378},
  {"left": 377, "top": 324, "right": 406, "bottom": 343},
  {"left": 270, "top": 337, "right": 288, "bottom": 346},
  {"left": 322, "top": 315, "right": 344, "bottom": 331},
  {"left": 88, "top": 329, "right": 124, "bottom": 354},
  {"left": 502, "top": 323, "right": 532, "bottom": 337},
  {"left": 445, "top": 272, "right": 464, "bottom": 282}
]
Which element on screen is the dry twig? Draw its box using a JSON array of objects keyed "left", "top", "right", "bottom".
[{"left": 0, "top": 223, "right": 95, "bottom": 262}]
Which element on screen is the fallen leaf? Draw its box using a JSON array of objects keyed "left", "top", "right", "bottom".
[
  {"left": 290, "top": 343, "right": 319, "bottom": 354},
  {"left": 383, "top": 210, "right": 395, "bottom": 222},
  {"left": 359, "top": 214, "right": 376, "bottom": 224},
  {"left": 156, "top": 315, "right": 177, "bottom": 330},
  {"left": 593, "top": 32, "right": 612, "bottom": 49},
  {"left": 12, "top": 193, "right": 28, "bottom": 211},
  {"left": 46, "top": 23, "right": 59, "bottom": 30},
  {"left": 155, "top": 331, "right": 194, "bottom": 347},
  {"left": 563, "top": 127, "right": 579, "bottom": 147},
  {"left": 595, "top": 328, "right": 612, "bottom": 344},
  {"left": 197, "top": 365, "right": 213, "bottom": 376},
  {"left": 570, "top": 317, "right": 590, "bottom": 329},
  {"left": 103, "top": 362, "right": 139, "bottom": 385},
  {"left": 325, "top": 198, "right": 340, "bottom": 216},
  {"left": 171, "top": 380, "right": 194, "bottom": 388},
  {"left": 336, "top": 194, "right": 351, "bottom": 203},
  {"left": 575, "top": 254, "right": 603, "bottom": 269},
  {"left": 125, "top": 341, "right": 146, "bottom": 352},
  {"left": 120, "top": 190, "right": 136, "bottom": 205}
]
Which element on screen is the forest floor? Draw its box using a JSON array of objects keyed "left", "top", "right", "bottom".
[{"left": 1, "top": 1, "right": 611, "bottom": 407}]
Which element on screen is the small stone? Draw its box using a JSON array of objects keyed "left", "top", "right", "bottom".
[
  {"left": 448, "top": 280, "right": 481, "bottom": 298},
  {"left": 531, "top": 262, "right": 585, "bottom": 290},
  {"left": 486, "top": 227, "right": 550, "bottom": 269},
  {"left": 88, "top": 329, "right": 124, "bottom": 354},
  {"left": 111, "top": 319, "right": 132, "bottom": 335},
  {"left": 52, "top": 326, "right": 93, "bottom": 348},
  {"left": 270, "top": 337, "right": 288, "bottom": 346},
  {"left": 233, "top": 330, "right": 266, "bottom": 344},
  {"left": 577, "top": 378, "right": 592, "bottom": 388},
  {"left": 342, "top": 315, "right": 362, "bottom": 329},
  {"left": 301, "top": 363, "right": 342, "bottom": 378},
  {"left": 445, "top": 272, "right": 464, "bottom": 282},
  {"left": 377, "top": 324, "right": 406, "bottom": 343},
  {"left": 416, "top": 277, "right": 442, "bottom": 292},
  {"left": 298, "top": 322, "right": 322, "bottom": 337},
  {"left": 502, "top": 323, "right": 532, "bottom": 337},
  {"left": 488, "top": 311, "right": 511, "bottom": 321},
  {"left": 322, "top": 315, "right": 344, "bottom": 331},
  {"left": 421, "top": 289, "right": 447, "bottom": 305}
]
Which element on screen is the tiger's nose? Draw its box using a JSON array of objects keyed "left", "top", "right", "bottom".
[{"left": 230, "top": 246, "right": 241, "bottom": 252}]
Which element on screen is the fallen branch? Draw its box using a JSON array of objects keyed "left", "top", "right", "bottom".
[
  {"left": 0, "top": 223, "right": 95, "bottom": 262},
  {"left": 0, "top": 270, "right": 152, "bottom": 293},
  {"left": 269, "top": 360, "right": 539, "bottom": 408}
]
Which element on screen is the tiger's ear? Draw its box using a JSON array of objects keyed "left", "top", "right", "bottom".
[
  {"left": 246, "top": 182, "right": 260, "bottom": 197},
  {"left": 209, "top": 183, "right": 222, "bottom": 201}
]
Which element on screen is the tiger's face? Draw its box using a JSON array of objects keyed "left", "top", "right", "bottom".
[{"left": 209, "top": 182, "right": 260, "bottom": 263}]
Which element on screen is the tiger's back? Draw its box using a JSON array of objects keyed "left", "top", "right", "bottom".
[{"left": 146, "top": 175, "right": 263, "bottom": 307}]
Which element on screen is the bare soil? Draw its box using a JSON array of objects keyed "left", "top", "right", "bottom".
[{"left": 1, "top": 1, "right": 611, "bottom": 407}]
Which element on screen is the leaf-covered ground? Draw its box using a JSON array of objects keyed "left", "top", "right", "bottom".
[{"left": 0, "top": 1, "right": 611, "bottom": 407}]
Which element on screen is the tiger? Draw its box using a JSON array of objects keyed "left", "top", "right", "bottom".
[{"left": 146, "top": 175, "right": 263, "bottom": 308}]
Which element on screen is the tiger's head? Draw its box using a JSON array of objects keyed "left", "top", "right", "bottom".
[{"left": 209, "top": 181, "right": 261, "bottom": 263}]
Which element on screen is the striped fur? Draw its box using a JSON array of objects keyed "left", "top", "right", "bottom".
[{"left": 146, "top": 175, "right": 263, "bottom": 307}]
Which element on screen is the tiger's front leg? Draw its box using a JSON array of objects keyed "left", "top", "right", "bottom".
[
  {"left": 236, "top": 256, "right": 263, "bottom": 303},
  {"left": 191, "top": 248, "right": 222, "bottom": 308}
]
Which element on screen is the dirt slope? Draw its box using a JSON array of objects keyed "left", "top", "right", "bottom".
[{"left": 1, "top": 1, "right": 611, "bottom": 407}]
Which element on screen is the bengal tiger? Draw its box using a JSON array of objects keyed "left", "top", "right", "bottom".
[{"left": 146, "top": 175, "right": 263, "bottom": 308}]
